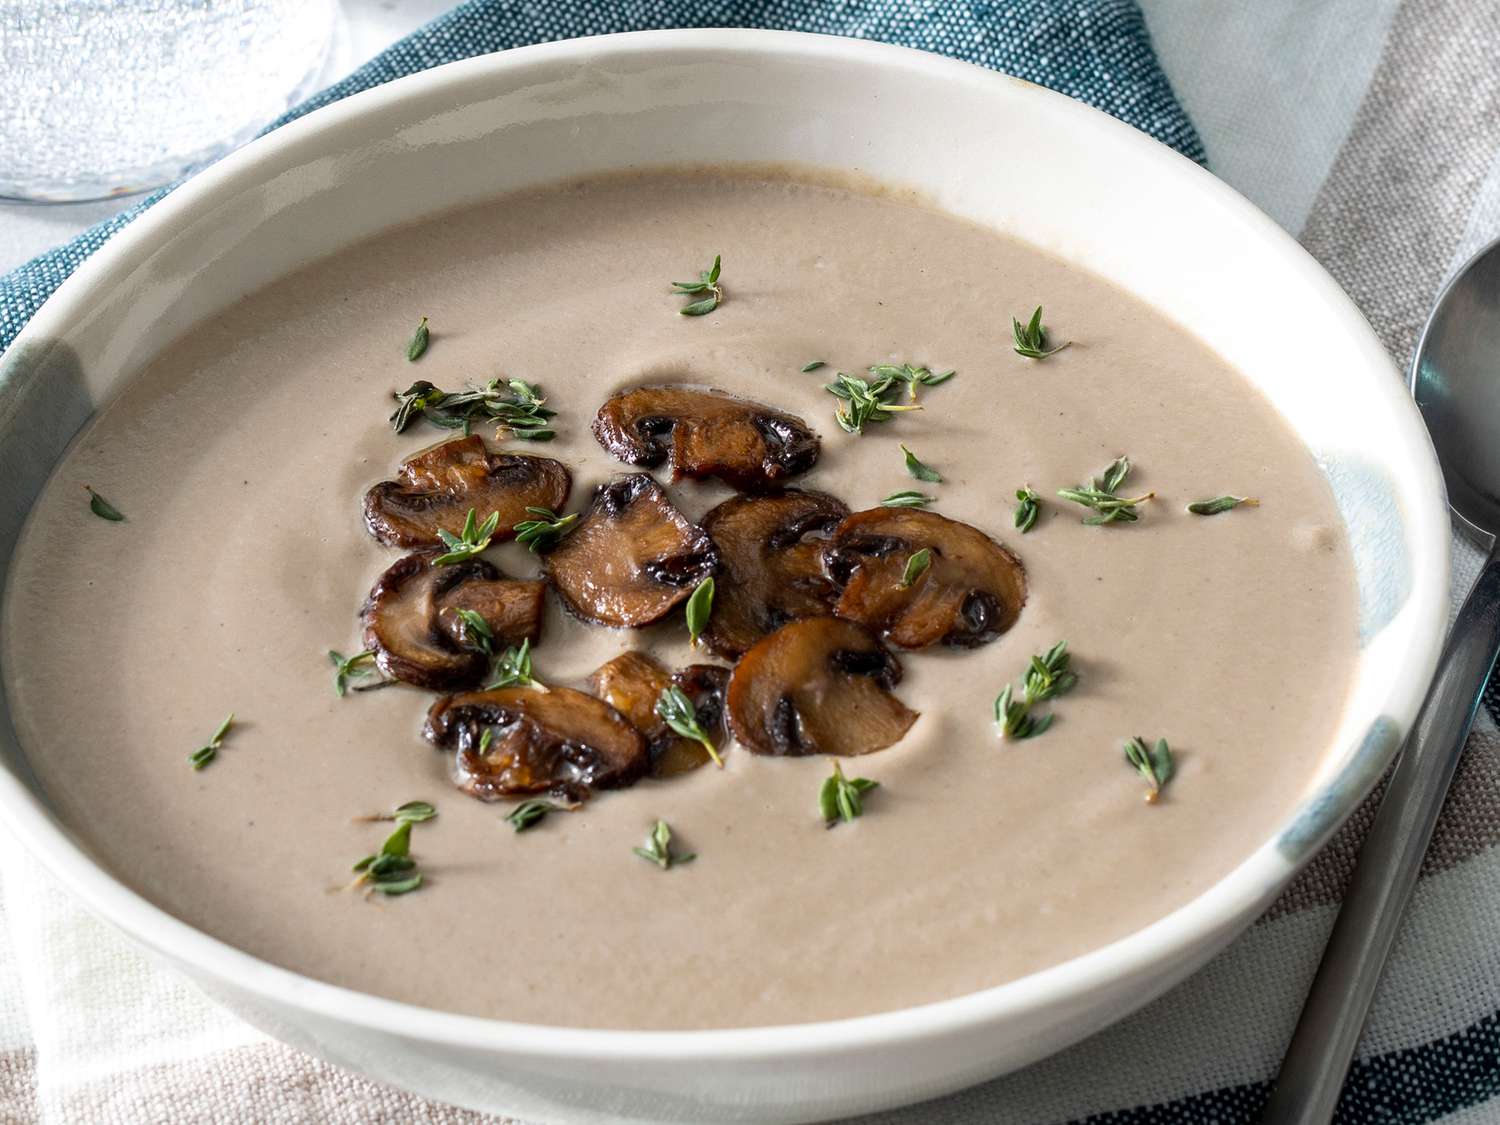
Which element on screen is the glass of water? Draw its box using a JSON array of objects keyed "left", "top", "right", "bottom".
[{"left": 0, "top": 0, "right": 339, "bottom": 202}]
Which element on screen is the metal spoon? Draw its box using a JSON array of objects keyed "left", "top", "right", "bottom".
[{"left": 1263, "top": 236, "right": 1500, "bottom": 1122}]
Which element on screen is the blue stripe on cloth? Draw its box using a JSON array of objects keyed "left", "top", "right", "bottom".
[{"left": 0, "top": 0, "right": 1202, "bottom": 354}]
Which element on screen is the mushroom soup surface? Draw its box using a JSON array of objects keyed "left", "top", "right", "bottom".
[{"left": 1, "top": 171, "right": 1359, "bottom": 1029}]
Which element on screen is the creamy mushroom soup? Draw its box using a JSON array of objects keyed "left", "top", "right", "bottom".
[{"left": 1, "top": 171, "right": 1359, "bottom": 1029}]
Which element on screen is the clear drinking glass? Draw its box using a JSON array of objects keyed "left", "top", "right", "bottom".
[{"left": 0, "top": 0, "right": 339, "bottom": 202}]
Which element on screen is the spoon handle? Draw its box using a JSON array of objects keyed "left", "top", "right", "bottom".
[{"left": 1263, "top": 543, "right": 1500, "bottom": 1124}]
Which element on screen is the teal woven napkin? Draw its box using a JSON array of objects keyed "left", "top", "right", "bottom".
[{"left": 0, "top": 0, "right": 1202, "bottom": 353}]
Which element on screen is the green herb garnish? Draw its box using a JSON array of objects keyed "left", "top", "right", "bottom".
[
  {"left": 900, "top": 547, "right": 932, "bottom": 589},
  {"left": 673, "top": 254, "right": 722, "bottom": 316},
  {"left": 484, "top": 639, "right": 540, "bottom": 691},
  {"left": 513, "top": 506, "right": 578, "bottom": 553},
  {"left": 506, "top": 799, "right": 565, "bottom": 832},
  {"left": 869, "top": 362, "right": 956, "bottom": 401},
  {"left": 187, "top": 713, "right": 234, "bottom": 770},
  {"left": 405, "top": 316, "right": 430, "bottom": 362},
  {"left": 633, "top": 819, "right": 695, "bottom": 870},
  {"left": 1187, "top": 495, "right": 1259, "bottom": 516},
  {"left": 993, "top": 642, "right": 1078, "bottom": 740},
  {"left": 900, "top": 444, "right": 942, "bottom": 483},
  {"left": 1123, "top": 736, "right": 1175, "bottom": 803},
  {"left": 351, "top": 819, "right": 423, "bottom": 896},
  {"left": 1011, "top": 306, "right": 1069, "bottom": 359},
  {"left": 881, "top": 490, "right": 934, "bottom": 509},
  {"left": 451, "top": 608, "right": 493, "bottom": 655},
  {"left": 684, "top": 576, "right": 714, "bottom": 647},
  {"left": 819, "top": 761, "right": 879, "bottom": 827},
  {"left": 1058, "top": 456, "right": 1154, "bottom": 525},
  {"left": 1014, "top": 486, "right": 1042, "bottom": 533},
  {"left": 390, "top": 378, "right": 555, "bottom": 440},
  {"left": 356, "top": 800, "right": 437, "bottom": 825},
  {"left": 801, "top": 359, "right": 826, "bottom": 373},
  {"left": 823, "top": 370, "right": 922, "bottom": 435},
  {"left": 84, "top": 485, "right": 124, "bottom": 522},
  {"left": 329, "top": 649, "right": 385, "bottom": 696},
  {"left": 432, "top": 508, "right": 500, "bottom": 565},
  {"left": 655, "top": 685, "right": 723, "bottom": 768}
]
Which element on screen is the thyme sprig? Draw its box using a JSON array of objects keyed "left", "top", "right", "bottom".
[
  {"left": 84, "top": 485, "right": 124, "bottom": 522},
  {"left": 1014, "top": 486, "right": 1042, "bottom": 533},
  {"left": 684, "top": 577, "right": 714, "bottom": 647},
  {"left": 405, "top": 316, "right": 430, "bottom": 362},
  {"left": 881, "top": 490, "right": 934, "bottom": 509},
  {"left": 655, "top": 685, "right": 724, "bottom": 768},
  {"left": 633, "top": 819, "right": 695, "bottom": 870},
  {"left": 1012, "top": 306, "right": 1070, "bottom": 359},
  {"left": 1058, "top": 456, "right": 1154, "bottom": 525},
  {"left": 432, "top": 508, "right": 500, "bottom": 565},
  {"left": 672, "top": 254, "right": 722, "bottom": 316},
  {"left": 901, "top": 444, "right": 942, "bottom": 483},
  {"left": 993, "top": 642, "right": 1077, "bottom": 740},
  {"left": 187, "top": 713, "right": 234, "bottom": 770},
  {"left": 819, "top": 761, "right": 879, "bottom": 827},
  {"left": 1187, "top": 495, "right": 1259, "bottom": 516},
  {"left": 823, "top": 370, "right": 922, "bottom": 435},
  {"left": 355, "top": 800, "right": 437, "bottom": 825},
  {"left": 390, "top": 377, "right": 555, "bottom": 440},
  {"left": 451, "top": 608, "right": 493, "bottom": 655},
  {"left": 1123, "top": 736, "right": 1175, "bottom": 803},
  {"left": 869, "top": 362, "right": 955, "bottom": 402},
  {"left": 485, "top": 639, "right": 543, "bottom": 691},
  {"left": 513, "top": 506, "right": 578, "bottom": 553},
  {"left": 350, "top": 819, "right": 424, "bottom": 896},
  {"left": 329, "top": 649, "right": 386, "bottom": 696},
  {"left": 506, "top": 799, "right": 570, "bottom": 832}
]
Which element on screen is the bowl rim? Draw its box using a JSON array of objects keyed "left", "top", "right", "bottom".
[{"left": 0, "top": 28, "right": 1450, "bottom": 1061}]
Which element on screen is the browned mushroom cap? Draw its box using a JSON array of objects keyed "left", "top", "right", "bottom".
[
  {"left": 823, "top": 508, "right": 1026, "bottom": 649},
  {"left": 699, "top": 490, "right": 850, "bottom": 658},
  {"left": 592, "top": 386, "right": 819, "bottom": 490},
  {"left": 544, "top": 474, "right": 718, "bottom": 627},
  {"left": 726, "top": 618, "right": 916, "bottom": 757},
  {"left": 588, "top": 652, "right": 729, "bottom": 776},
  {"left": 426, "top": 686, "right": 648, "bottom": 803},
  {"left": 363, "top": 434, "right": 571, "bottom": 549},
  {"left": 360, "top": 553, "right": 545, "bottom": 691}
]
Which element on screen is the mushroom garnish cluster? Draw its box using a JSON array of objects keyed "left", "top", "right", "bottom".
[{"left": 352, "top": 382, "right": 1026, "bottom": 812}]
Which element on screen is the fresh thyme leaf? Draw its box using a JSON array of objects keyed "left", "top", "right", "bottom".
[
  {"left": 1058, "top": 456, "right": 1154, "bottom": 525},
  {"left": 900, "top": 444, "right": 943, "bottom": 483},
  {"left": 328, "top": 649, "right": 383, "bottom": 697},
  {"left": 389, "top": 377, "right": 556, "bottom": 440},
  {"left": 655, "top": 685, "right": 724, "bottom": 768},
  {"left": 869, "top": 362, "right": 956, "bottom": 402},
  {"left": 673, "top": 254, "right": 723, "bottom": 316},
  {"left": 451, "top": 608, "right": 493, "bottom": 655},
  {"left": 801, "top": 360, "right": 826, "bottom": 373},
  {"left": 1014, "top": 486, "right": 1042, "bottom": 533},
  {"left": 84, "top": 486, "right": 124, "bottom": 522},
  {"left": 1011, "top": 305, "right": 1070, "bottom": 359},
  {"left": 431, "top": 507, "right": 500, "bottom": 565},
  {"left": 900, "top": 547, "right": 932, "bottom": 589},
  {"left": 1123, "top": 736, "right": 1175, "bottom": 803},
  {"left": 485, "top": 638, "right": 540, "bottom": 690},
  {"left": 819, "top": 760, "right": 879, "bottom": 827},
  {"left": 513, "top": 506, "right": 578, "bottom": 553},
  {"left": 406, "top": 316, "right": 430, "bottom": 362},
  {"left": 823, "top": 371, "right": 922, "bottom": 435},
  {"left": 506, "top": 799, "right": 564, "bottom": 832},
  {"left": 993, "top": 684, "right": 1053, "bottom": 740},
  {"left": 187, "top": 713, "right": 235, "bottom": 770},
  {"left": 684, "top": 577, "right": 715, "bottom": 647},
  {"left": 356, "top": 800, "right": 437, "bottom": 824},
  {"left": 633, "top": 819, "right": 695, "bottom": 870},
  {"left": 1022, "top": 641, "right": 1077, "bottom": 704},
  {"left": 881, "top": 490, "right": 934, "bottom": 509},
  {"left": 1187, "top": 495, "right": 1260, "bottom": 516},
  {"left": 351, "top": 817, "right": 429, "bottom": 895}
]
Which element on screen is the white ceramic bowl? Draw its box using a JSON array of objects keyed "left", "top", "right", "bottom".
[{"left": 0, "top": 30, "right": 1451, "bottom": 1125}]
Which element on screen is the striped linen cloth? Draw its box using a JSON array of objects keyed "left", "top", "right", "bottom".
[{"left": 3, "top": 1, "right": 1500, "bottom": 1121}]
